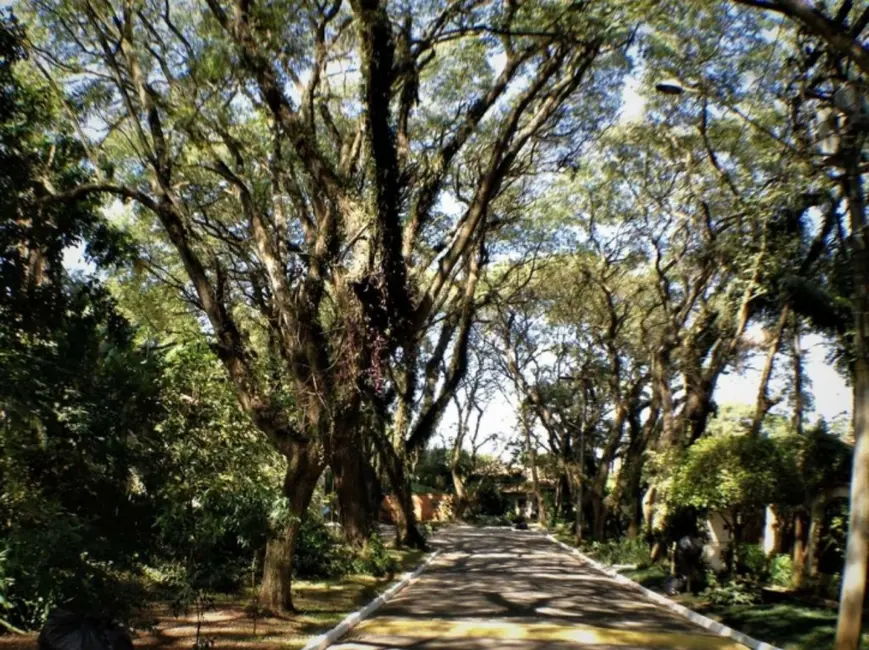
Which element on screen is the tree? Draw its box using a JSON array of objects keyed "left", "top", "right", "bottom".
[
  {"left": 0, "top": 9, "right": 161, "bottom": 627},
  {"left": 716, "top": 2, "right": 869, "bottom": 645},
  {"left": 29, "top": 0, "right": 639, "bottom": 611},
  {"left": 663, "top": 426, "right": 799, "bottom": 571}
]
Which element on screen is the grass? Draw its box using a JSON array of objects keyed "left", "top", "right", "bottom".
[
  {"left": 621, "top": 564, "right": 869, "bottom": 650},
  {"left": 0, "top": 547, "right": 429, "bottom": 650}
]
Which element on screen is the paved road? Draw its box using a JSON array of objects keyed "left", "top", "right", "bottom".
[{"left": 331, "top": 526, "right": 749, "bottom": 650}]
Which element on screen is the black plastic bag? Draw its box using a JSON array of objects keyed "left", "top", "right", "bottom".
[{"left": 38, "top": 610, "right": 132, "bottom": 650}]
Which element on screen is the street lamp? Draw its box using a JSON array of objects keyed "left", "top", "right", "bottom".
[
  {"left": 560, "top": 374, "right": 588, "bottom": 544},
  {"left": 654, "top": 78, "right": 688, "bottom": 95}
]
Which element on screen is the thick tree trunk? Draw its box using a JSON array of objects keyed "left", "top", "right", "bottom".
[
  {"left": 333, "top": 442, "right": 376, "bottom": 545},
  {"left": 451, "top": 465, "right": 468, "bottom": 519},
  {"left": 807, "top": 496, "right": 825, "bottom": 580},
  {"left": 835, "top": 138, "right": 869, "bottom": 650},
  {"left": 622, "top": 456, "right": 645, "bottom": 540},
  {"left": 590, "top": 493, "right": 606, "bottom": 540},
  {"left": 556, "top": 473, "right": 571, "bottom": 519},
  {"left": 261, "top": 443, "right": 323, "bottom": 614},
  {"left": 371, "top": 431, "right": 426, "bottom": 549}
]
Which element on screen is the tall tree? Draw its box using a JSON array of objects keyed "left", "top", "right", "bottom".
[{"left": 29, "top": 0, "right": 637, "bottom": 611}]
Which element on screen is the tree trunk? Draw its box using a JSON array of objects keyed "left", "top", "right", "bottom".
[
  {"left": 523, "top": 415, "right": 546, "bottom": 527},
  {"left": 371, "top": 431, "right": 426, "bottom": 549},
  {"left": 807, "top": 496, "right": 826, "bottom": 580},
  {"left": 835, "top": 135, "right": 869, "bottom": 650},
  {"left": 556, "top": 473, "right": 571, "bottom": 519},
  {"left": 793, "top": 317, "right": 804, "bottom": 436},
  {"left": 750, "top": 306, "right": 789, "bottom": 437},
  {"left": 451, "top": 465, "right": 468, "bottom": 519},
  {"left": 622, "top": 456, "right": 645, "bottom": 540},
  {"left": 333, "top": 442, "right": 376, "bottom": 545},
  {"left": 261, "top": 443, "right": 323, "bottom": 614},
  {"left": 793, "top": 509, "right": 808, "bottom": 588}
]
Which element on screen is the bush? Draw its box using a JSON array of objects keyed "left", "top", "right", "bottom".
[
  {"left": 468, "top": 514, "right": 510, "bottom": 527},
  {"left": 472, "top": 478, "right": 508, "bottom": 517},
  {"left": 769, "top": 554, "right": 793, "bottom": 587},
  {"left": 294, "top": 520, "right": 398, "bottom": 580},
  {"left": 350, "top": 535, "right": 398, "bottom": 578},
  {"left": 702, "top": 571, "right": 761, "bottom": 606},
  {"left": 582, "top": 538, "right": 652, "bottom": 567},
  {"left": 736, "top": 543, "right": 769, "bottom": 582},
  {"left": 293, "top": 518, "right": 351, "bottom": 579}
]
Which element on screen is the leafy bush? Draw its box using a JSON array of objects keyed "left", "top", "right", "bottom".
[
  {"left": 702, "top": 571, "right": 761, "bottom": 606},
  {"left": 736, "top": 543, "right": 769, "bottom": 582},
  {"left": 294, "top": 520, "right": 398, "bottom": 579},
  {"left": 471, "top": 478, "right": 509, "bottom": 517},
  {"left": 769, "top": 554, "right": 794, "bottom": 587},
  {"left": 582, "top": 538, "right": 652, "bottom": 567},
  {"left": 293, "top": 518, "right": 352, "bottom": 579},
  {"left": 468, "top": 514, "right": 510, "bottom": 527},
  {"left": 351, "top": 534, "right": 398, "bottom": 578}
]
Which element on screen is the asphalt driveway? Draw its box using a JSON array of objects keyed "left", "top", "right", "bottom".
[{"left": 330, "top": 526, "right": 749, "bottom": 650}]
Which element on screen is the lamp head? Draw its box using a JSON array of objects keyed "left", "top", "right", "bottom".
[{"left": 655, "top": 79, "right": 687, "bottom": 95}]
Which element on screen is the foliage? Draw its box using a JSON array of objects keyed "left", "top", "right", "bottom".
[
  {"left": 769, "top": 554, "right": 794, "bottom": 588},
  {"left": 702, "top": 571, "right": 762, "bottom": 607},
  {"left": 581, "top": 538, "right": 653, "bottom": 567},
  {"left": 293, "top": 518, "right": 353, "bottom": 580},
  {"left": 736, "top": 544, "right": 770, "bottom": 582},
  {"left": 352, "top": 535, "right": 399, "bottom": 579},
  {"left": 664, "top": 432, "right": 801, "bottom": 516},
  {"left": 469, "top": 477, "right": 509, "bottom": 517}
]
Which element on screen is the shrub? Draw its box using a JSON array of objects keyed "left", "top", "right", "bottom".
[
  {"left": 468, "top": 514, "right": 510, "bottom": 527},
  {"left": 769, "top": 554, "right": 793, "bottom": 587},
  {"left": 351, "top": 534, "right": 398, "bottom": 578},
  {"left": 702, "top": 571, "right": 761, "bottom": 606},
  {"left": 472, "top": 478, "right": 508, "bottom": 517},
  {"left": 736, "top": 543, "right": 769, "bottom": 582},
  {"left": 582, "top": 538, "right": 652, "bottom": 567},
  {"left": 293, "top": 518, "right": 351, "bottom": 579},
  {"left": 294, "top": 520, "right": 399, "bottom": 580}
]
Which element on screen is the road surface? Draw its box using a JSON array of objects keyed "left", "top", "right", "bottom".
[{"left": 331, "top": 526, "right": 749, "bottom": 650}]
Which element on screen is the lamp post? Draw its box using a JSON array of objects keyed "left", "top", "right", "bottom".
[{"left": 560, "top": 374, "right": 588, "bottom": 544}]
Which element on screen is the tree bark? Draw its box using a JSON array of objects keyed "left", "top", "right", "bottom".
[
  {"left": 793, "top": 509, "right": 808, "bottom": 588},
  {"left": 807, "top": 495, "right": 825, "bottom": 580},
  {"left": 835, "top": 135, "right": 869, "bottom": 650},
  {"left": 371, "top": 429, "right": 426, "bottom": 549},
  {"left": 523, "top": 415, "right": 547, "bottom": 527},
  {"left": 750, "top": 306, "right": 789, "bottom": 436},
  {"left": 333, "top": 441, "right": 376, "bottom": 545},
  {"left": 793, "top": 317, "right": 804, "bottom": 436},
  {"left": 261, "top": 443, "right": 323, "bottom": 614}
]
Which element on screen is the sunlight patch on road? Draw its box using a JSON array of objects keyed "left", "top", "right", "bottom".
[{"left": 353, "top": 617, "right": 748, "bottom": 649}]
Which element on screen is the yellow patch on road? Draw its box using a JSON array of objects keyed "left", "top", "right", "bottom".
[{"left": 353, "top": 617, "right": 748, "bottom": 649}]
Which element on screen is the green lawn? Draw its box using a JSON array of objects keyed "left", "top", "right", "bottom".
[{"left": 621, "top": 565, "right": 869, "bottom": 650}]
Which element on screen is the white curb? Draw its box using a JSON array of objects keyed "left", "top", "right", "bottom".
[
  {"left": 300, "top": 549, "right": 441, "bottom": 650},
  {"left": 546, "top": 535, "right": 783, "bottom": 650}
]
